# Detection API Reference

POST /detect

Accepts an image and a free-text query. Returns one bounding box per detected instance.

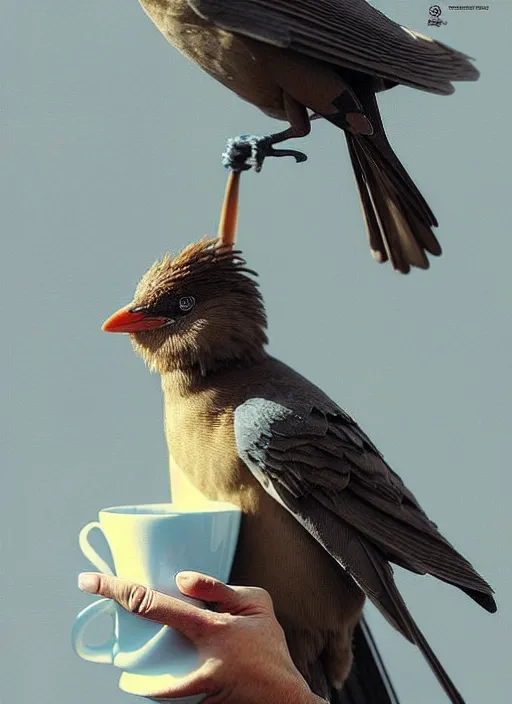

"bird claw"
[222,134,308,173]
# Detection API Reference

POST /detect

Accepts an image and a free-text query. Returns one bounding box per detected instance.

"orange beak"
[102,305,172,333]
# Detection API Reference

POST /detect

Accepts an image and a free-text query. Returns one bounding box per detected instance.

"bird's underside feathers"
[335,618,400,704]
[188,0,479,94]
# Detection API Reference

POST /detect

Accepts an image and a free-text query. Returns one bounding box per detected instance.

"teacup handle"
[79,521,114,576]
[71,598,116,664]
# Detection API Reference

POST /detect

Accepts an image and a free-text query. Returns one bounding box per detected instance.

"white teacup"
[72,502,241,702]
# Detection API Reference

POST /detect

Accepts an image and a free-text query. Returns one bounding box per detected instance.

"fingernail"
[78,573,100,594]
[176,571,194,586]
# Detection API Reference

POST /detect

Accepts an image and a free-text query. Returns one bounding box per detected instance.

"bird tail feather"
[345,132,442,273]
[361,540,467,704]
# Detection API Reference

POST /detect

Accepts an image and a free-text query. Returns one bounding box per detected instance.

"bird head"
[102,239,268,375]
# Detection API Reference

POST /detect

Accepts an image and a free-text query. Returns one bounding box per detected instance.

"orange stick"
[217,170,241,247]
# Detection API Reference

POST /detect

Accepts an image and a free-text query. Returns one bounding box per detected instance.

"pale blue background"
[1,2,510,703]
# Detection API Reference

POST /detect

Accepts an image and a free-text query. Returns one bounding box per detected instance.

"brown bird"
[102,223,495,703]
[135,0,479,272]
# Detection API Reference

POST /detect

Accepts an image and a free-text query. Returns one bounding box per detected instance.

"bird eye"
[178,295,196,312]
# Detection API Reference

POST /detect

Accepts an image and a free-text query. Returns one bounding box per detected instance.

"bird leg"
[222,95,311,173]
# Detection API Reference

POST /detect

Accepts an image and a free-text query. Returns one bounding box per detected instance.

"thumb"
[176,571,274,615]
[176,571,239,608]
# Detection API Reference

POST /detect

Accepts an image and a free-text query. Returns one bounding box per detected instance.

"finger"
[78,572,212,642]
[176,571,274,615]
[175,571,241,611]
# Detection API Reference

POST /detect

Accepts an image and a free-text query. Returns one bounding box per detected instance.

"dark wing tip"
[464,587,497,613]
[480,593,498,614]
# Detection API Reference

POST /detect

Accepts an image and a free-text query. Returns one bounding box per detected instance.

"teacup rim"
[98,501,241,516]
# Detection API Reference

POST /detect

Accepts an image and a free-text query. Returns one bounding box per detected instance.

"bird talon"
[265,146,308,164]
[251,136,272,173]
[222,134,307,173]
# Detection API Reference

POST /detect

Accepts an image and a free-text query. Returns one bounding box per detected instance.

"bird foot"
[222,134,307,173]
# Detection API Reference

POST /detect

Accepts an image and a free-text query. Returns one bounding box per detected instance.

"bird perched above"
[102,237,495,704]
[135,0,479,272]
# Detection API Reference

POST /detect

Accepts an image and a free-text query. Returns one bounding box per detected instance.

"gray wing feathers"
[187,0,479,94]
[234,397,496,611]
[235,397,495,701]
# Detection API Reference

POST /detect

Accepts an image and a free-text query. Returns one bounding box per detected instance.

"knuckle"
[126,585,154,615]
[208,613,231,633]
[252,586,270,598]
[95,573,108,593]
[186,612,230,645]
[274,620,288,642]
[250,586,273,607]
[193,612,226,640]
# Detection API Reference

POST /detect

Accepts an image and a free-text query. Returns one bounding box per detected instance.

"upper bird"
[135,0,479,272]
[102,238,495,704]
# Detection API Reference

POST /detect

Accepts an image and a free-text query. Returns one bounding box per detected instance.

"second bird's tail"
[345,130,441,273]
[326,79,442,273]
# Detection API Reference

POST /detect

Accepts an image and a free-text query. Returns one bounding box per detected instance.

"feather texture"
[188,0,479,94]
[113,242,496,702]
[235,390,496,702]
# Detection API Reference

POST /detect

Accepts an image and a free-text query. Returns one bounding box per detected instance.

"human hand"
[78,570,324,704]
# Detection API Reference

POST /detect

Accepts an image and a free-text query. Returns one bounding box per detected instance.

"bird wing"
[233,396,496,622]
[187,0,479,94]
